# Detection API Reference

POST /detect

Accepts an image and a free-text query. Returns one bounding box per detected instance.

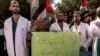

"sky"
[54,0,61,4]
[52,0,61,10]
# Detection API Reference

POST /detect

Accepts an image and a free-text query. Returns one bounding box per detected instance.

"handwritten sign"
[32,32,80,56]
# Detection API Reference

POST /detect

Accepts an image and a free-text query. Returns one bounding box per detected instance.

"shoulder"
[81,22,89,26]
[4,17,11,24]
[90,19,99,28]
[21,16,29,22]
[50,22,56,27]
[20,16,30,26]
[5,17,11,22]
[63,22,69,26]
[90,19,98,25]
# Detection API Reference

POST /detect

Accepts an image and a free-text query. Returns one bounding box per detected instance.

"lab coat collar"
[55,22,66,32]
[10,15,23,23]
[73,22,83,26]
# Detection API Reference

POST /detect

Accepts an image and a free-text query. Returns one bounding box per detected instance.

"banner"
[32,32,80,56]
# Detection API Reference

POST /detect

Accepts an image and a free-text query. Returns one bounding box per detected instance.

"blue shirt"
[12,18,17,56]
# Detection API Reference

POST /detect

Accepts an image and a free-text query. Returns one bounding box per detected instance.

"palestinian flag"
[32,0,54,20]
[80,0,88,14]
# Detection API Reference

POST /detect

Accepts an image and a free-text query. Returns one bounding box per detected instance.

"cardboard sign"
[32,32,80,56]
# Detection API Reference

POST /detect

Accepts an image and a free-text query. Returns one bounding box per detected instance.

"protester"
[90,7,100,56]
[84,13,93,25]
[83,13,93,53]
[44,16,56,31]
[35,18,46,32]
[49,11,70,32]
[4,1,30,56]
[70,11,92,56]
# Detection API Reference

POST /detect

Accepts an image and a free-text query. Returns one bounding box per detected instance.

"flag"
[31,0,39,18]
[32,0,54,20]
[46,0,54,14]
[80,0,88,14]
[32,0,46,20]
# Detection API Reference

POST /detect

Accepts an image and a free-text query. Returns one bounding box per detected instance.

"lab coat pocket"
[21,25,27,36]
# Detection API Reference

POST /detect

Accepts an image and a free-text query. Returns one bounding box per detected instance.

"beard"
[74,20,80,24]
[58,19,63,23]
[12,10,20,14]
[74,18,80,23]
[75,20,80,22]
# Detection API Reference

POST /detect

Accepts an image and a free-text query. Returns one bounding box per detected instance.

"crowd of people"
[0,0,100,56]
[31,6,100,56]
[31,11,93,56]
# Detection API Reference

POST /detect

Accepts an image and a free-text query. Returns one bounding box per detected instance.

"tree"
[55,0,100,13]
[0,0,30,21]
[55,0,81,13]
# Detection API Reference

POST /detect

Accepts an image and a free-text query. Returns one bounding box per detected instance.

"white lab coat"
[71,22,92,51]
[49,22,70,32]
[90,17,100,56]
[4,15,30,56]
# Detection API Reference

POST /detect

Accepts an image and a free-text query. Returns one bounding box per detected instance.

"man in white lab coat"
[49,11,70,32]
[71,11,92,55]
[4,1,30,56]
[90,7,100,56]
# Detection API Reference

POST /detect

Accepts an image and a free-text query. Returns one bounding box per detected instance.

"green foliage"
[55,0,100,13]
[55,0,81,13]
[0,0,30,21]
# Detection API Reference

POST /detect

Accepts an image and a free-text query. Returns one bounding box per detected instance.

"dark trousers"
[88,47,92,52]
[0,36,4,56]
[4,50,8,56]
[29,46,31,56]
[0,36,8,56]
